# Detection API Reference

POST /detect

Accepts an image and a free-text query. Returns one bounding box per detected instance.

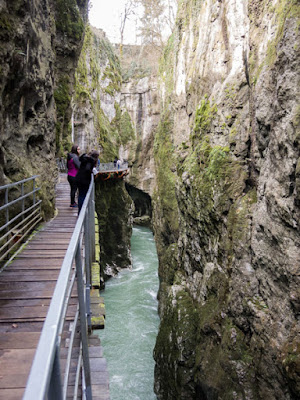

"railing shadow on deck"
[23,175,96,400]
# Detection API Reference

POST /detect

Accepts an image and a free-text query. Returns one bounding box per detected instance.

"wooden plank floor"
[0,174,109,400]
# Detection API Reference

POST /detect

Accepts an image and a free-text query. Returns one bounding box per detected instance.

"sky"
[88,0,142,44]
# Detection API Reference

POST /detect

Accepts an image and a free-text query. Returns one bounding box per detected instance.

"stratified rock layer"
[153,0,300,399]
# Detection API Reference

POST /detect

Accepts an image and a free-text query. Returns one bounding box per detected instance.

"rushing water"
[98,225,159,400]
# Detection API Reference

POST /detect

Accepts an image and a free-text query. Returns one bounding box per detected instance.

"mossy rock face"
[153,0,299,397]
[0,0,88,220]
[55,0,86,42]
[154,284,200,399]
[73,25,128,157]
[153,110,179,256]
[94,178,133,286]
[153,91,259,398]
[54,0,88,156]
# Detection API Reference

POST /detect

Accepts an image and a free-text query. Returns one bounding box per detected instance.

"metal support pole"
[47,345,63,400]
[84,214,91,285]
[33,178,36,205]
[90,184,96,263]
[5,188,8,230]
[21,183,24,221]
[75,245,92,400]
[84,210,92,330]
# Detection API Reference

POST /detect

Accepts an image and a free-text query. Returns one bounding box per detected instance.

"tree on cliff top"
[137,0,177,48]
[119,0,137,57]
[118,0,177,53]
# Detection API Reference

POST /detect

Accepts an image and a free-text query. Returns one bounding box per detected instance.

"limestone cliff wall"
[73,26,122,155]
[121,75,160,197]
[153,0,300,399]
[0,0,88,217]
[73,26,134,280]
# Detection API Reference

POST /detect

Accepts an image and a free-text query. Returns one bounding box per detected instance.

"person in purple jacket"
[67,144,81,207]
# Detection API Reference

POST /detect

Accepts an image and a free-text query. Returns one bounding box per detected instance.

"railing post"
[33,178,36,205]
[84,201,92,331]
[91,184,96,263]
[5,188,8,231]
[47,345,63,400]
[75,245,92,399]
[21,182,24,221]
[84,212,91,284]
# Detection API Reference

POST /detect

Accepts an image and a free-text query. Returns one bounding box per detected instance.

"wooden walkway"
[0,174,109,400]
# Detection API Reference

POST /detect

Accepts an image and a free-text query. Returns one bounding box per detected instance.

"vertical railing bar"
[91,185,96,263]
[73,343,83,400]
[82,365,87,400]
[57,268,77,341]
[84,206,92,331]
[88,198,93,268]
[33,178,36,205]
[75,244,92,400]
[47,345,63,400]
[5,188,9,235]
[63,306,80,400]
[84,215,91,286]
[21,182,24,221]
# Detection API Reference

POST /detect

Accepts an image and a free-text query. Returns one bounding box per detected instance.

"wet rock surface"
[0,0,88,218]
[152,0,300,399]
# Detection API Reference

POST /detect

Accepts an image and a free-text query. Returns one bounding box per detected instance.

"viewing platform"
[96,162,129,181]
[56,159,130,182]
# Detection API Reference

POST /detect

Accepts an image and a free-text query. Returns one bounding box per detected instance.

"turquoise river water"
[98,225,159,400]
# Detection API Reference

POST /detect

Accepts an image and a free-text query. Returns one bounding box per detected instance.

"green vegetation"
[54,76,71,117]
[54,75,72,154]
[205,145,230,181]
[102,63,122,96]
[0,12,14,39]
[55,0,85,41]
[178,96,232,186]
[153,110,179,243]
[192,96,218,140]
[113,105,135,146]
[159,32,175,98]
[249,0,300,85]
[96,105,118,161]
[122,61,152,81]
[73,25,129,160]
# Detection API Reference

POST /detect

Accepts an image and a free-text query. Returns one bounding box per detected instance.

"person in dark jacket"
[76,150,99,213]
[67,144,80,207]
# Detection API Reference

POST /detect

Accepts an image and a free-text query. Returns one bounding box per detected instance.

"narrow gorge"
[0,0,299,399]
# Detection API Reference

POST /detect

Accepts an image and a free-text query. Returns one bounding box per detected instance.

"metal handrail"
[98,161,128,172]
[56,157,67,173]
[0,176,42,264]
[23,175,96,400]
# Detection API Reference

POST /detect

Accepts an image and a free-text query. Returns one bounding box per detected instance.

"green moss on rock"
[55,0,85,41]
[94,178,133,286]
[153,110,179,247]
[0,12,14,39]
